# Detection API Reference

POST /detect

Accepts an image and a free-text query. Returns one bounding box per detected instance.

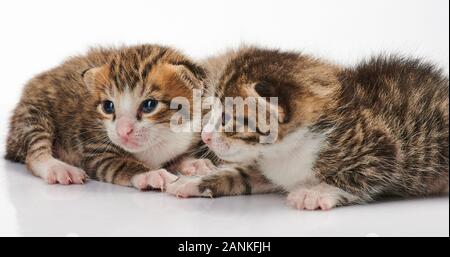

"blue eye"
[102,100,115,114]
[141,99,158,113]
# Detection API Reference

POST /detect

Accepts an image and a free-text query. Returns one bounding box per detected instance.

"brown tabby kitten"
[160,47,449,210]
[5,44,213,189]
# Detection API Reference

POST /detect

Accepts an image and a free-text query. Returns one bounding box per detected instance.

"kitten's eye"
[102,100,115,114]
[141,99,158,113]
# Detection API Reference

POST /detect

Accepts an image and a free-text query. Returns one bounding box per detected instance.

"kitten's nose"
[116,117,135,140]
[118,127,133,139]
[202,132,213,144]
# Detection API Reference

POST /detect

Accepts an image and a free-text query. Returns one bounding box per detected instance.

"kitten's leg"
[81,146,177,190]
[286,183,359,210]
[6,104,87,184]
[24,131,87,185]
[130,169,178,191]
[169,157,216,176]
[160,164,278,198]
[28,157,87,185]
[309,123,408,207]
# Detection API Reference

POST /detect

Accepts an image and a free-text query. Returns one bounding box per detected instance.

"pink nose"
[118,126,133,140]
[116,118,135,141]
[202,132,213,144]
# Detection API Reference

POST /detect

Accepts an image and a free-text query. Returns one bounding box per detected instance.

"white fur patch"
[258,128,326,191]
[117,87,139,117]
[134,129,195,170]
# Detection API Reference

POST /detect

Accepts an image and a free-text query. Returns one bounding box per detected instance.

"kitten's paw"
[286,184,350,211]
[166,176,213,198]
[287,189,335,210]
[178,158,215,176]
[32,159,87,185]
[131,169,178,191]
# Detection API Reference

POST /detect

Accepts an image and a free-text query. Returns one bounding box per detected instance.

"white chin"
[120,146,140,153]
[215,149,240,161]
[218,147,260,163]
[124,147,143,153]
[114,141,144,153]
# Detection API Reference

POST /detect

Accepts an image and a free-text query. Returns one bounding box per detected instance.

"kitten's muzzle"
[116,116,135,142]
[201,131,213,144]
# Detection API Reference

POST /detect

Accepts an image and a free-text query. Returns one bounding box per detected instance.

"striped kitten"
[5,44,213,189]
[162,47,449,210]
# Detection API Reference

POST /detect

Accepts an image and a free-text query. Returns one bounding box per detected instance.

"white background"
[0,0,448,236]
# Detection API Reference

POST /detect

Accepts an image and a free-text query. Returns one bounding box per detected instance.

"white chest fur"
[258,128,326,191]
[134,131,196,170]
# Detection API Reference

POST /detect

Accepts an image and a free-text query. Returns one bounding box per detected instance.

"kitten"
[161,47,449,210]
[5,44,213,189]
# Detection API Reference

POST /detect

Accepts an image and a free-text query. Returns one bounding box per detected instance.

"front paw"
[32,158,87,185]
[178,158,215,176]
[165,176,213,198]
[286,184,344,211]
[131,169,178,191]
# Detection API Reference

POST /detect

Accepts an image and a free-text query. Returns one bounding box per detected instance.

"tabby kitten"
[161,47,449,210]
[6,44,212,189]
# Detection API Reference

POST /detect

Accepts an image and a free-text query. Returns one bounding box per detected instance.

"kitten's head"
[201,47,338,163]
[83,45,206,153]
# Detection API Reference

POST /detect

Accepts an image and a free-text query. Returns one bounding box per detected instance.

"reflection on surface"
[1,159,449,236]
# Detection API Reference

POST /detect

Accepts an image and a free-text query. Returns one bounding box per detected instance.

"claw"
[206,189,214,198]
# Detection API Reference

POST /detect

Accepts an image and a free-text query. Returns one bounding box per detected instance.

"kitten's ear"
[82,65,110,92]
[170,62,207,90]
[251,81,288,123]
